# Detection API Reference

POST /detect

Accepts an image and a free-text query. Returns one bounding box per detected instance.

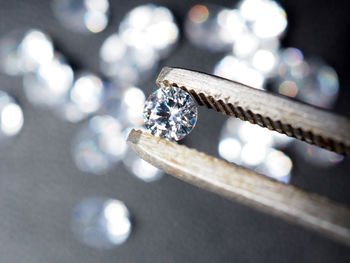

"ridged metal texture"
[157,67,350,157]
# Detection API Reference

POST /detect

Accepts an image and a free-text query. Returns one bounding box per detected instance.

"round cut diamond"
[143,84,198,141]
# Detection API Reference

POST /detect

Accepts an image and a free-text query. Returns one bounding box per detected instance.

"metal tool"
[127,67,350,246]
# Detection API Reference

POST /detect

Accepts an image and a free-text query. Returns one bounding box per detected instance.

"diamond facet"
[143,84,198,141]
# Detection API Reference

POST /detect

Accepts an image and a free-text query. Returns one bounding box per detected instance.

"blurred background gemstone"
[23,52,74,107]
[0,90,24,140]
[100,86,145,128]
[100,33,158,86]
[218,118,292,182]
[292,141,344,167]
[52,0,109,34]
[55,72,106,122]
[238,0,287,39]
[185,4,247,52]
[72,115,127,174]
[0,29,54,75]
[214,55,266,89]
[71,197,132,249]
[123,147,163,182]
[272,48,339,109]
[119,4,179,58]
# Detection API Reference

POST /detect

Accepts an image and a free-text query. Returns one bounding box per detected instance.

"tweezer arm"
[127,129,350,246]
[157,67,350,157]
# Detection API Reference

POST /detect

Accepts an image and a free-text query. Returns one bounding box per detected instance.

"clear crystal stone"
[185,4,247,52]
[119,4,179,58]
[72,115,127,174]
[143,84,198,141]
[55,72,105,122]
[23,52,74,107]
[71,197,131,249]
[52,0,109,33]
[123,146,163,182]
[0,91,24,140]
[100,33,158,86]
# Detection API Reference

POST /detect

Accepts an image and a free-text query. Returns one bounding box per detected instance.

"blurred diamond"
[18,29,54,72]
[123,146,163,182]
[72,197,131,249]
[0,91,24,139]
[218,118,292,182]
[143,83,198,141]
[214,55,265,89]
[100,86,145,128]
[23,53,74,107]
[119,4,179,58]
[185,4,247,52]
[72,115,127,174]
[238,0,287,39]
[293,140,344,167]
[100,33,158,86]
[55,72,105,122]
[0,29,54,75]
[52,0,109,33]
[272,48,339,108]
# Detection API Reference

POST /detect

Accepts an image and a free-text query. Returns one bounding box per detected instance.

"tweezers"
[127,67,350,246]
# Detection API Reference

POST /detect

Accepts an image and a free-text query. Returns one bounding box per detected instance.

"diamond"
[143,84,198,141]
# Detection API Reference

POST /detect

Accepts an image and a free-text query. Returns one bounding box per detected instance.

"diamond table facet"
[143,84,198,141]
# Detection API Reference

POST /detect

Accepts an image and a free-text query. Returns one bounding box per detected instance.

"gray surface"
[0,0,349,262]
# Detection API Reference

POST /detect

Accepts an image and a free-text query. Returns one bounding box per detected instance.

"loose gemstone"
[143,84,198,141]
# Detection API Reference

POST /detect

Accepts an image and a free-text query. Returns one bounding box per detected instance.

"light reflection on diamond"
[23,53,74,107]
[100,34,158,86]
[218,118,292,182]
[185,4,247,52]
[72,197,131,249]
[143,84,198,141]
[119,4,179,58]
[123,146,163,182]
[0,91,24,138]
[52,0,109,33]
[56,72,105,122]
[214,55,265,89]
[72,115,127,174]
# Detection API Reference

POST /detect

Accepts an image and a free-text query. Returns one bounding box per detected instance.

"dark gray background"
[0,0,350,262]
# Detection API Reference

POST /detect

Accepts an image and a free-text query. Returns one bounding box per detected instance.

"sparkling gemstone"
[71,197,131,249]
[218,118,292,182]
[123,146,163,182]
[100,33,158,86]
[52,0,109,33]
[119,4,179,58]
[55,72,106,122]
[72,115,127,174]
[143,84,198,141]
[23,53,74,107]
[272,48,339,109]
[185,4,247,52]
[0,91,24,140]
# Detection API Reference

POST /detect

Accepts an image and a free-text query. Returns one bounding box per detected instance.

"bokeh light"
[71,197,131,249]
